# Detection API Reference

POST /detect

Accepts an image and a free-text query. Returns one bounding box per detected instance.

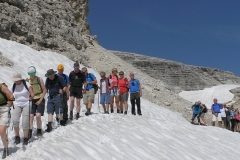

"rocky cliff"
[0,0,92,64]
[112,51,240,93]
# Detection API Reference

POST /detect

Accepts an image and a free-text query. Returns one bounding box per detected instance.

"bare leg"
[201,117,206,126]
[76,98,81,113]
[102,104,106,111]
[110,96,114,110]
[0,126,8,148]
[105,104,109,112]
[14,126,20,136]
[115,96,120,110]
[23,129,29,138]
[218,121,222,127]
[212,121,215,126]
[36,113,42,129]
[30,114,34,129]
[48,114,53,122]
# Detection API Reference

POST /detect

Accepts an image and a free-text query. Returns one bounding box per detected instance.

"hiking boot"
[138,112,142,116]
[69,111,73,120]
[76,113,80,120]
[124,111,127,115]
[23,138,29,145]
[121,111,123,114]
[45,123,52,132]
[111,109,114,113]
[132,112,136,115]
[104,111,109,114]
[2,148,9,159]
[14,136,20,144]
[60,120,65,126]
[117,109,120,113]
[29,129,32,139]
[85,109,91,116]
[37,129,42,137]
[56,117,59,123]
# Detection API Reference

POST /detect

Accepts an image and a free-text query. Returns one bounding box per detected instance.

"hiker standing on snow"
[211,98,231,127]
[129,72,142,115]
[220,104,227,128]
[82,67,97,116]
[27,66,47,138]
[57,64,70,125]
[118,71,129,114]
[0,83,14,158]
[99,71,111,114]
[11,73,34,145]
[69,62,86,120]
[229,105,236,132]
[108,68,120,113]
[200,104,207,126]
[225,106,231,130]
[45,69,66,132]
[191,101,202,124]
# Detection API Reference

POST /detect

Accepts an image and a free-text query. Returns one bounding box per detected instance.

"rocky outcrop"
[0,51,14,67]
[0,0,91,65]
[112,51,240,93]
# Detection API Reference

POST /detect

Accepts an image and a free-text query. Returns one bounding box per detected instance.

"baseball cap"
[28,66,36,76]
[74,62,80,68]
[57,64,64,70]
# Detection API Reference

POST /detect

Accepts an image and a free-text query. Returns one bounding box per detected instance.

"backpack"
[0,83,10,105]
[12,79,29,93]
[202,105,208,113]
[89,73,98,94]
[46,75,64,89]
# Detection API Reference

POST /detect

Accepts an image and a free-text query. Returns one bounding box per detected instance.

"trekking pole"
[98,91,100,113]
[28,100,31,140]
[6,108,11,157]
[59,94,62,126]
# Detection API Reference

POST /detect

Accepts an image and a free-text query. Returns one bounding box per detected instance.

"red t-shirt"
[119,78,129,94]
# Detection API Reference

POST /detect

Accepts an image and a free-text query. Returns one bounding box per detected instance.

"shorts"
[110,88,119,96]
[12,105,30,130]
[47,94,62,114]
[70,87,83,99]
[100,93,110,104]
[212,113,222,122]
[83,88,95,104]
[200,113,205,118]
[31,98,45,116]
[222,117,227,124]
[119,92,129,101]
[0,107,10,126]
[236,120,240,123]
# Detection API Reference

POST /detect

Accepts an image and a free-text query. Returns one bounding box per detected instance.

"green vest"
[28,77,42,99]
[0,84,7,106]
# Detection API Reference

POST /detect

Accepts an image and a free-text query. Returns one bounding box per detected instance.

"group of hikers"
[191,98,240,132]
[0,62,142,159]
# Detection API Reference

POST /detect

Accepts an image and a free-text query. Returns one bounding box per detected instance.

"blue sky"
[87,0,240,76]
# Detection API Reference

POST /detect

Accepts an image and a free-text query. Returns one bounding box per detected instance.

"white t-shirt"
[11,81,31,107]
[101,81,106,94]
[220,108,226,117]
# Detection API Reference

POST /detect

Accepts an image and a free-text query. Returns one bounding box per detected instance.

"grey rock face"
[0,0,90,65]
[112,51,240,93]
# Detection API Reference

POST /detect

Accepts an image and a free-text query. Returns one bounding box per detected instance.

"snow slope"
[179,85,240,108]
[0,38,240,160]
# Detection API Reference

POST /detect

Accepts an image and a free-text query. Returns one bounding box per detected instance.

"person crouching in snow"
[191,101,202,124]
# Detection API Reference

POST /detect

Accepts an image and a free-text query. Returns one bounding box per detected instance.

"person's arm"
[1,85,14,107]
[28,86,35,101]
[35,78,47,105]
[223,100,231,106]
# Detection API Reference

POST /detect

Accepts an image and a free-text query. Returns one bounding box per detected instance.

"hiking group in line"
[190,98,240,132]
[0,62,142,159]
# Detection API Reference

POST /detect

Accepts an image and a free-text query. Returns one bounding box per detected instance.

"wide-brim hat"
[45,69,57,77]
[112,68,118,72]
[13,73,23,81]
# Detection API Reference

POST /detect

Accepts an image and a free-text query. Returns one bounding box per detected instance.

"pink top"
[108,75,118,88]
[235,113,240,120]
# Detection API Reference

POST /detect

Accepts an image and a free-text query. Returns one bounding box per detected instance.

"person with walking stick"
[0,83,14,159]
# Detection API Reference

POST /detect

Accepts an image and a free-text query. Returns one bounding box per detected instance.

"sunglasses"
[119,74,124,75]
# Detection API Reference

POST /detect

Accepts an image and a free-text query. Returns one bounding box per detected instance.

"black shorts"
[70,87,83,99]
[31,98,45,116]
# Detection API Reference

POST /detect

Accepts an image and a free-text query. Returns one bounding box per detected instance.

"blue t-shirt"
[57,73,70,84]
[192,104,202,114]
[45,75,66,95]
[211,103,222,113]
[86,73,96,90]
[129,79,140,93]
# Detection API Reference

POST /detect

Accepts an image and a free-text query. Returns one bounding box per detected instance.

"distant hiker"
[229,105,236,132]
[118,71,129,114]
[82,67,97,116]
[191,101,202,124]
[0,83,14,158]
[211,98,231,127]
[57,64,70,124]
[27,66,47,138]
[200,104,207,125]
[45,69,66,132]
[99,71,111,114]
[225,106,231,130]
[220,104,227,128]
[129,72,142,115]
[11,73,34,145]
[69,62,86,120]
[235,108,240,132]
[108,68,120,113]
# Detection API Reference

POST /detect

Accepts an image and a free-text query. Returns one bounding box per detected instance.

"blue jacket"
[230,110,236,119]
[211,103,222,113]
[192,104,202,114]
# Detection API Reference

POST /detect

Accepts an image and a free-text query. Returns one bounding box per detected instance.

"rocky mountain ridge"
[112,51,240,93]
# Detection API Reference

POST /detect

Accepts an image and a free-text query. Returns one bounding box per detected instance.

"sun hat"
[112,68,118,72]
[73,62,80,68]
[28,66,36,76]
[57,64,64,70]
[13,73,23,81]
[195,101,201,106]
[45,69,57,77]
